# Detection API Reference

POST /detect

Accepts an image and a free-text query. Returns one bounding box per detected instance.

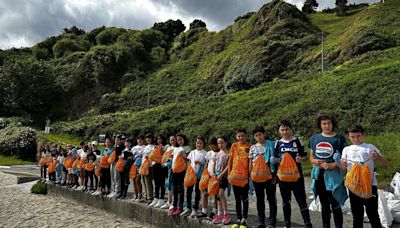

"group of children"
[39,113,388,228]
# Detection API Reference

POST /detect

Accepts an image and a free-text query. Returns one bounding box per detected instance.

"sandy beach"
[0,171,143,228]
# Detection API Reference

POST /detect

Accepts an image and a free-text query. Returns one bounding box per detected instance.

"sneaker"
[231,220,241,228]
[154,199,164,208]
[239,218,247,228]
[180,209,192,217]
[207,212,215,221]
[160,202,170,209]
[197,213,208,219]
[172,207,183,216]
[222,214,231,225]
[107,192,115,198]
[189,209,198,218]
[168,207,176,216]
[139,197,146,203]
[148,199,158,207]
[213,214,223,224]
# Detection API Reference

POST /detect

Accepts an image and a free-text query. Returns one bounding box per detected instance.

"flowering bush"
[0,120,37,159]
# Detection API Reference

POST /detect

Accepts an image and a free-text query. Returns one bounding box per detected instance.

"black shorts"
[219,177,228,190]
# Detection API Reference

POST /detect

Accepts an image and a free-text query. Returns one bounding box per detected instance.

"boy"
[338,124,387,228]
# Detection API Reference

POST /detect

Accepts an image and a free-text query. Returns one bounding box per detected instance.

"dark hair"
[125,138,133,144]
[208,137,218,146]
[236,128,247,135]
[145,133,153,139]
[79,141,85,146]
[136,135,144,140]
[196,136,206,145]
[84,145,89,150]
[316,112,337,131]
[176,133,188,146]
[115,135,122,140]
[218,136,228,143]
[346,124,365,134]
[277,119,292,130]
[252,126,266,135]
[156,135,165,145]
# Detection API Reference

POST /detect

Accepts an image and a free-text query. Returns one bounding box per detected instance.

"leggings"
[153,164,167,199]
[186,179,201,210]
[172,171,185,208]
[232,184,249,220]
[85,171,94,189]
[316,175,343,228]
[100,167,111,190]
[41,165,48,179]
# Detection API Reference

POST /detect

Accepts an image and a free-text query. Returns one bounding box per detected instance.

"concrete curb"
[46,184,224,228]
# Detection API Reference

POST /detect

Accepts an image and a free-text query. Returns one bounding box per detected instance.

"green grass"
[0,155,34,166]
[31,181,47,194]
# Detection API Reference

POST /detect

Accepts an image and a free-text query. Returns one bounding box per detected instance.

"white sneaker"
[107,192,115,198]
[148,198,158,207]
[154,199,164,208]
[160,202,170,209]
[180,209,192,217]
[189,209,198,218]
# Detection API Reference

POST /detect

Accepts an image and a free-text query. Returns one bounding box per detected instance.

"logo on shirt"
[315,142,334,159]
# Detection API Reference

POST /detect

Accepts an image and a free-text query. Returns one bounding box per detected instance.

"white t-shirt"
[42,151,51,157]
[143,144,156,165]
[249,143,266,165]
[172,146,190,164]
[131,145,145,159]
[214,150,229,176]
[187,149,207,174]
[79,150,88,159]
[205,150,217,176]
[57,155,65,164]
[342,143,382,186]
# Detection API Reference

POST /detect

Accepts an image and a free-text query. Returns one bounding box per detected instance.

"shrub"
[31,182,47,194]
[0,123,37,159]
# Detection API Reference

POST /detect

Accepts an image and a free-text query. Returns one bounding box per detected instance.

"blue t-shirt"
[308,133,347,162]
[274,137,306,175]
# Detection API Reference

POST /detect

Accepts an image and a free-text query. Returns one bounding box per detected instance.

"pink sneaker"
[213,214,223,224]
[168,207,176,216]
[222,214,231,225]
[172,207,183,216]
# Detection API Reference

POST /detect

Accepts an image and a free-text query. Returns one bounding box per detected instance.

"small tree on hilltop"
[302,0,319,14]
[189,19,207,30]
[336,0,348,16]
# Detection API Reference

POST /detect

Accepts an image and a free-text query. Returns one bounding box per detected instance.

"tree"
[152,19,186,41]
[63,26,86,35]
[302,0,319,14]
[189,19,207,30]
[336,0,348,16]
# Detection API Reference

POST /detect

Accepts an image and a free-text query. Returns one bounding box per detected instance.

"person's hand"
[340,159,347,168]
[295,153,303,163]
[371,151,379,160]
[217,174,222,181]
[145,155,149,159]
[312,158,322,166]
[194,160,201,165]
[320,162,330,169]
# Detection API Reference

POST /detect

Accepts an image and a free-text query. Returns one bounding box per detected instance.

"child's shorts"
[219,177,229,190]
[68,168,76,175]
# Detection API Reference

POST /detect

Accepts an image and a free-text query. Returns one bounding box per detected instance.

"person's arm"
[296,139,307,163]
[372,146,388,168]
[228,145,235,175]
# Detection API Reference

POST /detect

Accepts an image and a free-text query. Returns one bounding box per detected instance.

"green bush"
[31,182,47,195]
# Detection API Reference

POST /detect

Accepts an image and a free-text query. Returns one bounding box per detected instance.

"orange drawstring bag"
[45,157,53,166]
[139,159,150,176]
[172,153,187,173]
[116,158,125,172]
[228,159,248,187]
[48,160,57,173]
[100,155,110,169]
[108,150,116,164]
[251,156,273,183]
[76,157,82,169]
[79,158,86,169]
[149,146,164,164]
[184,165,197,187]
[95,165,102,177]
[129,164,138,179]
[345,161,372,199]
[207,176,219,196]
[64,157,73,169]
[38,157,46,166]
[72,158,79,169]
[85,161,94,172]
[199,168,210,192]
[161,150,173,164]
[277,153,300,182]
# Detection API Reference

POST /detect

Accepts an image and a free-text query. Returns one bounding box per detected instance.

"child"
[132,135,145,202]
[108,135,124,198]
[56,149,65,185]
[75,142,86,190]
[197,137,219,220]
[212,136,231,225]
[119,138,133,199]
[160,135,177,209]
[100,138,113,195]
[91,141,101,195]
[181,136,207,217]
[273,121,312,228]
[338,124,387,228]
[168,133,191,216]
[228,128,251,228]
[85,146,96,192]
[40,145,51,181]
[250,126,277,228]
[308,113,348,228]
[143,133,156,204]
[152,135,168,208]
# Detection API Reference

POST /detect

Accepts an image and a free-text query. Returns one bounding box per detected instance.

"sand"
[0,171,143,228]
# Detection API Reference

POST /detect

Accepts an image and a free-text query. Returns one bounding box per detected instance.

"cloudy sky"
[0,0,378,50]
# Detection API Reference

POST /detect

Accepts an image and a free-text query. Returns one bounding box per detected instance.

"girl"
[180,136,207,217]
[91,141,102,195]
[168,133,190,216]
[228,128,251,228]
[40,145,51,181]
[160,135,177,209]
[250,126,277,228]
[308,113,348,228]
[56,149,65,185]
[273,120,312,228]
[212,136,231,225]
[151,135,168,208]
[109,135,124,198]
[85,146,96,192]
[143,133,155,204]
[100,138,113,196]
[132,135,145,202]
[338,124,387,228]
[118,138,133,199]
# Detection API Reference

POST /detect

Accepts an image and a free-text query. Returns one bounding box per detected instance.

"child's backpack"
[108,150,116,164]
[207,176,219,196]
[95,165,102,177]
[100,155,110,169]
[199,168,210,192]
[129,164,138,179]
[63,157,73,169]
[85,161,94,172]
[116,158,125,172]
[162,150,173,165]
[149,146,164,164]
[184,165,197,187]
[251,155,273,183]
[172,153,187,173]
[228,143,250,187]
[345,161,372,199]
[277,153,300,182]
[48,160,57,173]
[139,159,150,176]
